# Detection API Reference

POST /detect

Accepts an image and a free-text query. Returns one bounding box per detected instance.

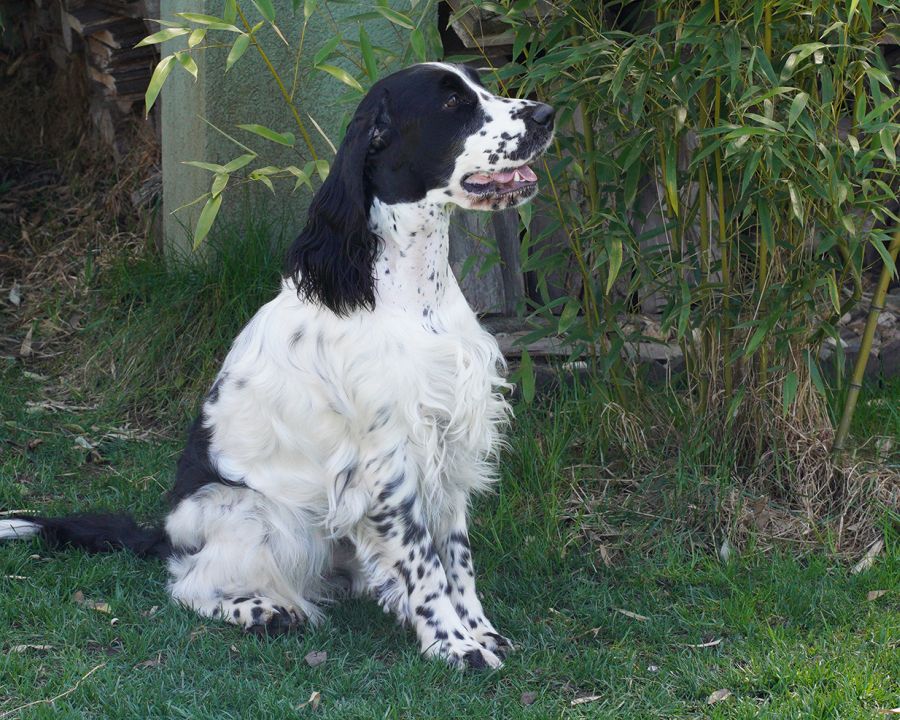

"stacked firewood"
[56,0,159,156]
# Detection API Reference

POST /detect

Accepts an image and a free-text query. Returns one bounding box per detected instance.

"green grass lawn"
[1,361,898,719]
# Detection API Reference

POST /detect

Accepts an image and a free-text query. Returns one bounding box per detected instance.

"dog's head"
[288,63,555,315]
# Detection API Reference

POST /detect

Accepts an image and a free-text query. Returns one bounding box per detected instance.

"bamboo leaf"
[519,348,535,404]
[144,54,176,116]
[175,13,240,31]
[664,136,678,217]
[782,371,798,414]
[223,153,257,172]
[224,0,237,23]
[374,6,415,29]
[606,237,623,295]
[193,194,222,250]
[359,25,377,79]
[211,172,229,197]
[558,298,580,334]
[304,0,317,20]
[183,160,228,173]
[787,91,809,127]
[788,182,804,222]
[136,28,189,47]
[879,127,896,166]
[826,272,841,314]
[315,159,330,181]
[188,28,207,48]
[237,123,295,146]
[175,51,198,80]
[410,28,426,61]
[251,0,276,22]
[226,34,251,72]
[316,64,363,92]
[314,36,341,66]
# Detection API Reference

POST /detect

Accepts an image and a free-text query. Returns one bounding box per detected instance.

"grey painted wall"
[160,1,430,254]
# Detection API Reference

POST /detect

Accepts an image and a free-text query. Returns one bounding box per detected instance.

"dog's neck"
[370,198,453,314]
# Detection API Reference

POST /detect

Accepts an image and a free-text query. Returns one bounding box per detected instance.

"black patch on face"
[365,65,487,204]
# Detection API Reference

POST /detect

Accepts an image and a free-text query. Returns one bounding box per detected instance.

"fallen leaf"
[9,283,21,306]
[142,605,160,617]
[598,544,612,567]
[686,638,723,648]
[26,438,42,451]
[707,689,732,705]
[4,574,29,580]
[304,650,327,667]
[297,691,321,710]
[72,590,85,604]
[73,436,95,450]
[719,539,732,562]
[852,539,884,574]
[11,644,52,653]
[89,602,111,614]
[615,608,649,621]
[134,653,164,669]
[877,708,900,715]
[520,691,537,706]
[867,590,888,601]
[570,695,602,706]
[19,326,33,357]
[647,664,660,673]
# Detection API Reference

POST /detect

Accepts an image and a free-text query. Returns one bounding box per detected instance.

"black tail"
[0,513,171,559]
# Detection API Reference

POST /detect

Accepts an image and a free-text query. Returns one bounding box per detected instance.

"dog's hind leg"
[164,484,327,635]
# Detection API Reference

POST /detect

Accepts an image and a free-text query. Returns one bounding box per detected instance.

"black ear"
[287,95,389,316]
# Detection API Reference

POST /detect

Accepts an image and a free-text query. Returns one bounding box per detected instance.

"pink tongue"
[467,165,537,185]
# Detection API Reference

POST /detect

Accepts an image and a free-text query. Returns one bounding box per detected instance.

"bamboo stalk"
[236,4,318,162]
[833,229,900,453]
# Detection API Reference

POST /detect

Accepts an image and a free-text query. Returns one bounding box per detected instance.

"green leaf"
[175,13,240,31]
[788,182,803,222]
[359,25,377,80]
[558,298,580,335]
[256,175,275,194]
[374,6,414,29]
[757,197,773,252]
[183,160,228,173]
[314,36,341,66]
[251,0,275,22]
[879,127,896,166]
[316,64,363,92]
[144,54,176,116]
[193,194,222,250]
[175,51,198,80]
[304,0,317,20]
[211,173,229,197]
[519,348,535,404]
[410,28,426,61]
[870,235,898,278]
[224,0,237,24]
[188,28,207,48]
[782,371,798,415]
[223,153,257,173]
[664,136,678,217]
[787,91,808,128]
[238,124,295,146]
[226,34,251,72]
[826,272,841,315]
[136,27,190,47]
[286,166,312,192]
[606,237,623,295]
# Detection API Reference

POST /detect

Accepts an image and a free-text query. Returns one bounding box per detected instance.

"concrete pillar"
[160,1,430,255]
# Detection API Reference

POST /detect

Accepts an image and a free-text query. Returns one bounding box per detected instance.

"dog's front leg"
[352,447,503,669]
[435,492,513,658]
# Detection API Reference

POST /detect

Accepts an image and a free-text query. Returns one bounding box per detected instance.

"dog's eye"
[444,93,461,109]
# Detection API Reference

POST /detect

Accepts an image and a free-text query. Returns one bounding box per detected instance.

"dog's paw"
[476,630,514,659]
[222,596,303,637]
[422,631,503,670]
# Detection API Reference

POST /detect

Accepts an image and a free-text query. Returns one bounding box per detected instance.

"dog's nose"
[529,103,555,128]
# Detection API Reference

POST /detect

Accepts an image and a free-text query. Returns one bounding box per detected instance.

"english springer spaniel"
[1,63,555,670]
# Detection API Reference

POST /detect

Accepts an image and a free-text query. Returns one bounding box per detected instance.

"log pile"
[21,0,160,158]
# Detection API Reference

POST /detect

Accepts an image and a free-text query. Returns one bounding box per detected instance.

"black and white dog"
[1,63,554,669]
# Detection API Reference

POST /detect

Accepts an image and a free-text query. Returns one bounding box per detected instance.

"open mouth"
[461,164,539,198]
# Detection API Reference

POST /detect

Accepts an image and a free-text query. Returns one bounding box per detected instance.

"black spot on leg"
[417,564,425,579]
[233,608,241,619]
[415,605,434,619]
[251,606,263,620]
[453,629,464,640]
[253,598,262,605]
[469,618,478,629]
[435,629,448,640]
[488,153,499,164]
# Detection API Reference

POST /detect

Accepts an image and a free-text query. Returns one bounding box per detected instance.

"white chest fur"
[201,200,510,537]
